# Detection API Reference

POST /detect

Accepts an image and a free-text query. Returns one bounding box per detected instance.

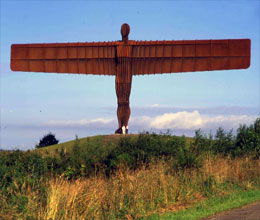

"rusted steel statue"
[11,23,251,134]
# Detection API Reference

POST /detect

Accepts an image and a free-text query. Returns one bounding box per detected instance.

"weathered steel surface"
[11,42,117,75]
[130,39,250,75]
[10,23,251,134]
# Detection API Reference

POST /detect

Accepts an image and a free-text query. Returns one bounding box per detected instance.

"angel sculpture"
[11,23,251,134]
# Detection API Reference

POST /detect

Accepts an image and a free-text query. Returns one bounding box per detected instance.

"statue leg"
[115,81,132,134]
[115,53,132,134]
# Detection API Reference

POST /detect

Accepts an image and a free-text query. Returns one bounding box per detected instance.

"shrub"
[213,127,235,155]
[193,118,260,157]
[103,133,200,174]
[235,118,260,157]
[173,145,201,170]
[36,132,59,148]
[193,129,214,153]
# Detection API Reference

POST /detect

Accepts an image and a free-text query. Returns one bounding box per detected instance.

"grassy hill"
[36,134,137,156]
[35,133,194,157]
[1,125,260,219]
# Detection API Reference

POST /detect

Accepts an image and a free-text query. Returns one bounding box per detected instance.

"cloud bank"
[2,109,258,150]
[44,110,258,133]
[46,118,115,128]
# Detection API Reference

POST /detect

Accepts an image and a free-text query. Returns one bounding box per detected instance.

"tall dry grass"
[23,155,259,220]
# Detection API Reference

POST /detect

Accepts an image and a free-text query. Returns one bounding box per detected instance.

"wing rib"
[11,42,117,75]
[130,39,250,75]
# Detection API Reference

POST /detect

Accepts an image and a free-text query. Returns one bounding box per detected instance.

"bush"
[213,127,235,155]
[103,133,201,174]
[192,118,260,157]
[173,144,201,170]
[235,118,260,157]
[193,129,214,153]
[36,132,59,148]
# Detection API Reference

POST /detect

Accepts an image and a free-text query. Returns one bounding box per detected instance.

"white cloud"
[132,105,259,116]
[200,114,257,131]
[149,104,164,108]
[133,111,257,131]
[2,111,258,150]
[45,118,115,128]
[150,111,203,129]
[43,111,258,133]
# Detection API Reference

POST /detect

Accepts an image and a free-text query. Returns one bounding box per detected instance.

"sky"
[0,0,259,150]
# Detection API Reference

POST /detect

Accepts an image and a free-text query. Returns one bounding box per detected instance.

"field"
[0,119,260,219]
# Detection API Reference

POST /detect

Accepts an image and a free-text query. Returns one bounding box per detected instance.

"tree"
[235,118,260,155]
[214,127,234,155]
[36,132,59,148]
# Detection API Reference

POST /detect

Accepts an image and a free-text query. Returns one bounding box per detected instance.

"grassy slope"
[36,135,137,156]
[35,134,138,156]
[34,134,259,219]
[35,134,193,156]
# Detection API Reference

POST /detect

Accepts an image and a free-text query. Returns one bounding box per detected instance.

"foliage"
[235,118,260,157]
[104,133,200,174]
[193,118,260,157]
[36,132,59,148]
[213,127,235,155]
[0,118,260,219]
[193,129,214,153]
[1,152,259,219]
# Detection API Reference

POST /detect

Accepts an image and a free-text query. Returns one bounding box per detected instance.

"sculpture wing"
[130,39,250,75]
[11,42,116,75]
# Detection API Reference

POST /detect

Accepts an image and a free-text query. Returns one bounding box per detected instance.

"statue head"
[121,23,130,43]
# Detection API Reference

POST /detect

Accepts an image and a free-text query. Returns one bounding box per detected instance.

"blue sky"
[1,0,259,150]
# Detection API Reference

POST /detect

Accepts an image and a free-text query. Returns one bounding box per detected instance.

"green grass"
[34,134,259,219]
[35,134,116,157]
[148,189,260,220]
[35,134,131,155]
[1,131,260,219]
[35,134,193,157]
